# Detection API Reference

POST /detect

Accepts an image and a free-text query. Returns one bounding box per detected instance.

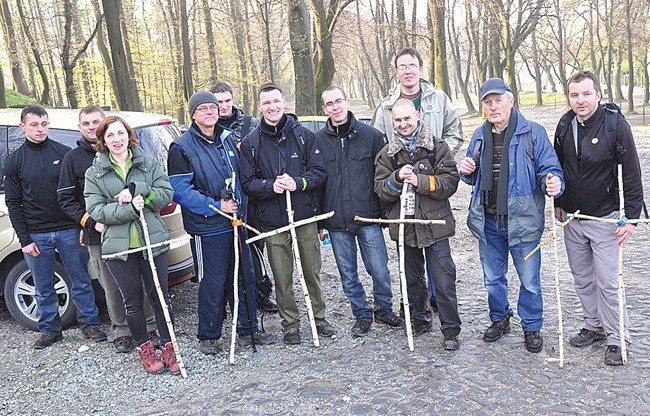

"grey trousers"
[563,211,629,346]
[88,245,157,338]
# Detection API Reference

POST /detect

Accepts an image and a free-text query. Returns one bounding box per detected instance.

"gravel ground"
[1,103,649,415]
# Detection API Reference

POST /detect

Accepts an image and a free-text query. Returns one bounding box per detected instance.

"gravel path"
[1,103,649,415]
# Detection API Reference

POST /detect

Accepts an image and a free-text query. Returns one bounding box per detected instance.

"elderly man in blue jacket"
[459,78,564,354]
[168,90,275,355]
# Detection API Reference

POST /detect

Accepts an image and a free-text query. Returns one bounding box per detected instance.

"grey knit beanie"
[189,90,219,117]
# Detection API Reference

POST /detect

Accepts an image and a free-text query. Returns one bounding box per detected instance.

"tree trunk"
[258,0,275,84]
[0,65,6,107]
[229,0,251,111]
[286,0,316,115]
[91,0,118,106]
[0,0,30,95]
[202,0,218,84]
[428,0,450,96]
[448,0,475,113]
[553,0,568,103]
[180,0,193,114]
[395,0,407,49]
[101,0,142,110]
[625,0,634,112]
[15,0,51,105]
[531,31,542,105]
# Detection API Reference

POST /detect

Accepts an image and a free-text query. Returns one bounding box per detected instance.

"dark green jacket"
[84,146,173,261]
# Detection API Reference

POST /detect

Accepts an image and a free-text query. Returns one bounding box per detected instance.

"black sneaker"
[113,336,134,353]
[257,296,279,313]
[315,318,336,337]
[375,311,405,328]
[412,321,433,337]
[82,327,108,342]
[34,333,63,349]
[483,316,511,342]
[443,334,460,351]
[569,328,606,347]
[429,298,438,314]
[604,345,624,366]
[238,331,277,348]
[351,320,372,338]
[148,332,161,348]
[524,331,543,353]
[283,327,301,345]
[199,339,222,355]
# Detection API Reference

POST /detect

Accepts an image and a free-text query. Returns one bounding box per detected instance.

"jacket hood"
[386,78,438,107]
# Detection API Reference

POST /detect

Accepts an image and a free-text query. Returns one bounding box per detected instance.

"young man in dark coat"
[316,85,403,337]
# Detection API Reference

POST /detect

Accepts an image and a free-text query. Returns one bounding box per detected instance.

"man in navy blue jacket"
[168,90,275,355]
[239,83,334,345]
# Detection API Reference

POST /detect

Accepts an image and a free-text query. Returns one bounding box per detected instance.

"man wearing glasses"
[371,46,463,155]
[316,86,404,338]
[168,91,275,355]
[5,105,106,349]
[371,46,463,314]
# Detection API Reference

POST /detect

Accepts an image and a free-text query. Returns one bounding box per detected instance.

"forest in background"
[1,0,649,122]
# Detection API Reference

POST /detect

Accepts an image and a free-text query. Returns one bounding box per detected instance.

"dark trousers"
[191,232,258,340]
[106,252,172,346]
[403,238,461,336]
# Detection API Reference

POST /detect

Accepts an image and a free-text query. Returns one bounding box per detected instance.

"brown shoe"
[137,340,165,374]
[160,342,180,375]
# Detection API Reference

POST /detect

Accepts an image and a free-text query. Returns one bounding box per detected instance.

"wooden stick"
[523,210,580,261]
[208,204,262,235]
[245,211,334,245]
[616,164,628,365]
[138,211,188,378]
[571,212,650,224]
[101,236,191,260]
[399,184,414,351]
[355,216,445,225]
[285,190,320,347]
[229,215,240,365]
[550,197,564,368]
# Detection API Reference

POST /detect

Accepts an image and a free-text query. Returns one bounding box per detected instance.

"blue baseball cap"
[480,78,512,101]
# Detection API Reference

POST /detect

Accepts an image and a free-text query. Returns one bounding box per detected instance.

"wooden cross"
[355,182,445,352]
[245,191,334,347]
[529,165,650,365]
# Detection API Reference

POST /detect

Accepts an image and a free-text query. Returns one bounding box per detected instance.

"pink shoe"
[160,342,180,375]
[137,340,165,374]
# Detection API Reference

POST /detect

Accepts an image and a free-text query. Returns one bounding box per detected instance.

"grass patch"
[3,89,39,107]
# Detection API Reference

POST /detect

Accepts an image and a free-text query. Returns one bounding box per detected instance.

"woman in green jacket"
[84,116,178,375]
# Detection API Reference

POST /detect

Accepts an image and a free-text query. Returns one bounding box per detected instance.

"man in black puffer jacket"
[240,83,333,345]
[315,86,404,338]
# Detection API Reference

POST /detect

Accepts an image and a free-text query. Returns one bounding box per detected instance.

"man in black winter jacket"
[554,70,644,366]
[57,105,157,353]
[316,86,404,338]
[209,81,277,313]
[6,105,105,349]
[240,83,334,345]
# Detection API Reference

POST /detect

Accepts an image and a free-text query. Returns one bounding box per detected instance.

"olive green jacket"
[84,146,173,261]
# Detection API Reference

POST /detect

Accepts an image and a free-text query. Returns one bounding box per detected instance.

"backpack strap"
[241,115,252,139]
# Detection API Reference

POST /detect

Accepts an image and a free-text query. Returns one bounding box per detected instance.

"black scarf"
[480,108,518,229]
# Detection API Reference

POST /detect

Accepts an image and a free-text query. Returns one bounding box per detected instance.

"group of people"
[7,46,643,374]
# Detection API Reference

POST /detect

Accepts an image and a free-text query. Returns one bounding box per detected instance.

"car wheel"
[3,259,76,331]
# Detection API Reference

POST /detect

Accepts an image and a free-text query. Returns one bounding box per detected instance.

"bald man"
[374,99,462,350]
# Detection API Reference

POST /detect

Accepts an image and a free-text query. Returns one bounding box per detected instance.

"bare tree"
[0,0,30,95]
[15,0,51,104]
[428,0,450,96]
[286,0,316,114]
[203,0,218,83]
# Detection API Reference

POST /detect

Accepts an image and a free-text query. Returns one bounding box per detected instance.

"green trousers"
[265,222,326,329]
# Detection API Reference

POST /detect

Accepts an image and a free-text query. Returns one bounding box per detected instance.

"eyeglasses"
[396,64,419,72]
[195,105,218,113]
[323,98,346,108]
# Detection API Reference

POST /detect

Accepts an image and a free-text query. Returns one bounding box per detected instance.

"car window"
[135,125,180,172]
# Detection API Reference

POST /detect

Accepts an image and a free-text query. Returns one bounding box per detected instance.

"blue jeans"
[24,228,100,334]
[479,214,543,331]
[329,225,394,321]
